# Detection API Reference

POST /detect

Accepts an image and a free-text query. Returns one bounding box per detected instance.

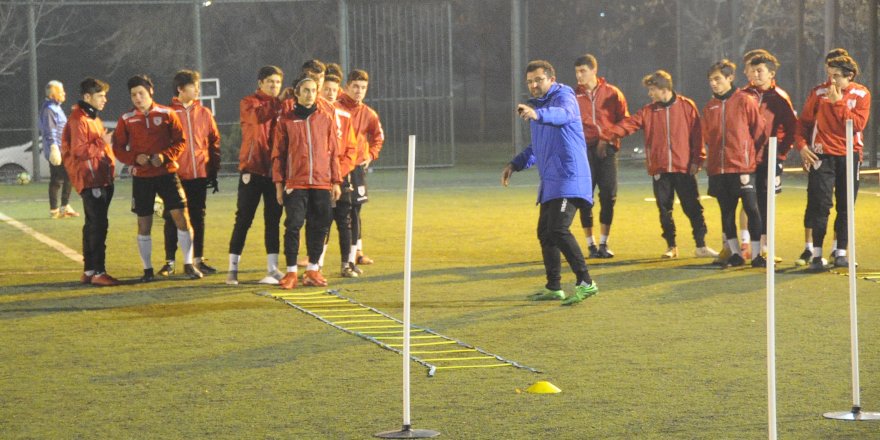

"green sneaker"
[561,281,598,306]
[528,288,566,301]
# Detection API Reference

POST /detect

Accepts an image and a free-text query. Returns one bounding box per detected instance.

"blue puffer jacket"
[510,82,592,205]
[39,98,67,160]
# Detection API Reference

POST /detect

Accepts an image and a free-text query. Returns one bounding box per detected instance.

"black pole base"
[375,424,440,438]
[823,407,880,421]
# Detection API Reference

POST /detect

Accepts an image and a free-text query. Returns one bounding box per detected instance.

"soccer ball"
[153,196,164,217]
[16,172,31,185]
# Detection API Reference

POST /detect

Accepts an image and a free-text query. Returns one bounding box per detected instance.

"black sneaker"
[183,264,204,280]
[751,255,767,268]
[726,253,746,267]
[348,262,363,276]
[794,249,812,266]
[807,257,828,272]
[158,261,175,277]
[833,256,849,267]
[140,268,155,283]
[587,245,600,258]
[597,244,615,258]
[195,260,217,274]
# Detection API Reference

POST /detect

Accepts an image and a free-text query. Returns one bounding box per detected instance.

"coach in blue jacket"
[502,60,598,306]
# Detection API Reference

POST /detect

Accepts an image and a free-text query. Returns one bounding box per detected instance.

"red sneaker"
[279,272,298,290]
[302,270,328,287]
[740,243,751,260]
[91,273,120,286]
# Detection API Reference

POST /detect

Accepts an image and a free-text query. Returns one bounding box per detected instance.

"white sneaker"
[662,246,679,258]
[258,270,284,285]
[694,246,719,258]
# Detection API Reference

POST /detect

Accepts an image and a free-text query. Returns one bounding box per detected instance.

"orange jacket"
[603,93,704,176]
[336,93,384,165]
[742,82,797,161]
[61,103,115,193]
[575,78,629,149]
[701,89,766,176]
[239,90,282,176]
[112,103,185,178]
[171,97,221,180]
[272,105,341,190]
[795,81,871,159]
[332,103,360,178]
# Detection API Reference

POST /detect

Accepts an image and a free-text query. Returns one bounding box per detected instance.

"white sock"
[805,242,813,252]
[177,229,193,265]
[586,236,596,246]
[286,266,297,273]
[318,244,328,267]
[832,240,838,251]
[229,254,240,272]
[812,247,822,259]
[837,249,847,257]
[349,245,358,264]
[306,263,320,271]
[357,239,363,251]
[720,234,729,250]
[194,256,202,264]
[137,235,152,269]
[740,230,750,243]
[750,241,761,258]
[84,270,95,277]
[267,253,279,274]
[600,235,608,245]
[727,238,741,255]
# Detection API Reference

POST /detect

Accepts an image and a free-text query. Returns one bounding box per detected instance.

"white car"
[0,122,119,183]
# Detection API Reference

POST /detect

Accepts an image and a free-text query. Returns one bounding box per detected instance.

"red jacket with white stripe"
[795,81,872,159]
[575,78,629,149]
[61,104,115,193]
[742,82,797,161]
[239,90,282,176]
[701,88,766,176]
[335,93,384,165]
[272,105,342,190]
[112,103,185,178]
[603,93,704,176]
[171,97,221,180]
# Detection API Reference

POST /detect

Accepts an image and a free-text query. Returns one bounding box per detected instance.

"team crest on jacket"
[242,173,251,184]
[358,185,366,196]
[153,116,162,126]
[740,174,751,185]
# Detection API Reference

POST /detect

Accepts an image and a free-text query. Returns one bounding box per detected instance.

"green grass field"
[1,144,880,439]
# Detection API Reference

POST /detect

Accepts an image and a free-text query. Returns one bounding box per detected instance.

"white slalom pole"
[375,136,440,438]
[823,119,880,421]
[766,137,778,440]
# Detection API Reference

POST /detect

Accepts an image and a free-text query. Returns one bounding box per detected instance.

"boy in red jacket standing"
[272,75,342,289]
[603,71,716,259]
[112,74,201,282]
[61,77,119,286]
[159,70,221,277]
[702,59,767,267]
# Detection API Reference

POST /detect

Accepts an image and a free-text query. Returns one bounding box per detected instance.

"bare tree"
[0,2,77,76]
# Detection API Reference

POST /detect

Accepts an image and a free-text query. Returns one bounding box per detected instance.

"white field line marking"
[0,211,82,262]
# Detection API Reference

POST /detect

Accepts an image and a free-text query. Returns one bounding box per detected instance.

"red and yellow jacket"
[332,103,360,178]
[701,89,766,176]
[112,103,185,178]
[603,93,704,176]
[741,82,797,161]
[171,97,221,181]
[335,93,384,165]
[61,103,115,193]
[239,90,282,176]
[272,105,342,190]
[795,81,872,159]
[575,78,629,149]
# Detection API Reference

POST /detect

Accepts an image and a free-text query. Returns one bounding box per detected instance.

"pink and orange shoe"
[302,270,328,287]
[279,272,298,290]
[91,273,120,287]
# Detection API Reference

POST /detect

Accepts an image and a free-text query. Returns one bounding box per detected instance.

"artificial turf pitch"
[1,146,879,439]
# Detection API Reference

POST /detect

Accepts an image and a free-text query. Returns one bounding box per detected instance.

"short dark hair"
[826,48,849,61]
[301,59,326,75]
[827,55,859,79]
[347,69,369,83]
[173,69,200,96]
[707,59,737,78]
[742,49,769,65]
[748,53,780,73]
[324,74,342,85]
[127,74,154,93]
[642,70,673,90]
[526,60,555,78]
[80,77,109,96]
[293,73,317,93]
[258,65,283,81]
[326,62,343,79]
[574,54,597,70]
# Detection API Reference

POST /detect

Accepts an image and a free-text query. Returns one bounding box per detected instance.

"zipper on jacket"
[590,90,601,138]
[87,160,96,180]
[721,100,727,172]
[145,109,150,129]
[186,108,197,177]
[306,115,314,185]
[246,139,255,165]
[665,107,672,173]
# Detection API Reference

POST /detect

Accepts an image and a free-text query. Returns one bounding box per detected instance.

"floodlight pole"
[193,0,204,75]
[375,136,439,439]
[766,137,778,440]
[28,1,41,182]
[823,119,880,421]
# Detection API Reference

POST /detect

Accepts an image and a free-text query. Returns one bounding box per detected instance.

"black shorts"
[707,173,756,199]
[350,165,369,204]
[131,174,187,217]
